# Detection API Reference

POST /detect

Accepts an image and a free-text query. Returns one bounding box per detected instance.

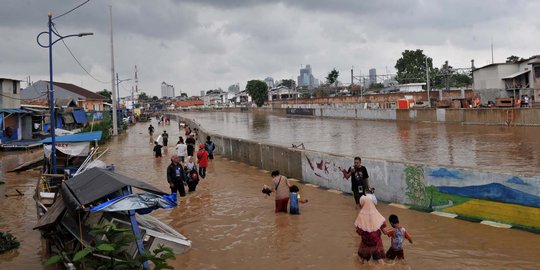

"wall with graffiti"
[302,150,540,230]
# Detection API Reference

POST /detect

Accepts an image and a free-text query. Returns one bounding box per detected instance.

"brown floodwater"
[180,111,540,176]
[1,118,539,269]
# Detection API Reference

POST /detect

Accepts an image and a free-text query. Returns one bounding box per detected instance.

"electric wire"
[52,24,110,84]
[52,0,90,20]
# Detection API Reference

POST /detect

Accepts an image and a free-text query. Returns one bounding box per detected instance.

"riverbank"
[172,113,540,232]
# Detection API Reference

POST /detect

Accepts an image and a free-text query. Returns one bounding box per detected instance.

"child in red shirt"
[385,214,413,260]
[196,143,209,179]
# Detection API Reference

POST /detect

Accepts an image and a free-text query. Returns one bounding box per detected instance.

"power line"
[52,0,90,20]
[52,24,110,84]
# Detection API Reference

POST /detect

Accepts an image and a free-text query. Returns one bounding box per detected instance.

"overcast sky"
[1,0,539,97]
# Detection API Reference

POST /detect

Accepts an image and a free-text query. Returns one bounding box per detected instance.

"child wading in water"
[355,195,387,264]
[289,185,308,215]
[385,214,413,260]
[153,141,163,158]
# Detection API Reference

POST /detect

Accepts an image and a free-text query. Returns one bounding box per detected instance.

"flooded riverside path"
[0,118,539,269]
[180,111,540,176]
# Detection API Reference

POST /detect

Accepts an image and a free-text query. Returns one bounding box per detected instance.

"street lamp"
[37,12,93,174]
[116,73,132,104]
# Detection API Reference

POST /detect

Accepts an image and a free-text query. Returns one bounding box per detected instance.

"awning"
[40,131,102,143]
[502,70,530,79]
[72,110,87,124]
[0,108,28,114]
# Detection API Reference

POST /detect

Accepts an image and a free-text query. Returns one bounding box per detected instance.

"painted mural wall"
[173,114,540,230]
[302,151,540,230]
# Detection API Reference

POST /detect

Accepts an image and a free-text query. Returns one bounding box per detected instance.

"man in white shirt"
[175,137,187,162]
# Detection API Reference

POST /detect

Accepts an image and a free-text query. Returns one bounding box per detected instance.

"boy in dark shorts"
[385,214,413,260]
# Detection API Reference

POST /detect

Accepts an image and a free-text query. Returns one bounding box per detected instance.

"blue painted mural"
[437,183,540,208]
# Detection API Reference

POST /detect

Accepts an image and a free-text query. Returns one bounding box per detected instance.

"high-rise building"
[200,90,205,97]
[228,83,240,93]
[297,64,315,88]
[264,77,274,88]
[369,68,377,86]
[161,82,175,98]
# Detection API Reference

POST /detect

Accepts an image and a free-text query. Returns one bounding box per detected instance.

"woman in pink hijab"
[354,195,387,264]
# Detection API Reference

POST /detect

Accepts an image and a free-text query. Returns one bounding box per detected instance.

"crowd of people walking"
[148,119,217,198]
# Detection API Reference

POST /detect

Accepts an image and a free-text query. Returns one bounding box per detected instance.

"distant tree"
[326,69,339,86]
[506,55,525,63]
[245,80,268,107]
[314,85,331,98]
[96,89,112,102]
[279,79,296,88]
[369,83,385,90]
[138,92,149,101]
[395,49,433,84]
[152,96,159,101]
[349,84,362,96]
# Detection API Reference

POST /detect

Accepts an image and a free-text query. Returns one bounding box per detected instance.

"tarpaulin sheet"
[72,110,87,124]
[40,131,102,143]
[89,193,177,214]
[62,113,75,124]
[44,142,90,157]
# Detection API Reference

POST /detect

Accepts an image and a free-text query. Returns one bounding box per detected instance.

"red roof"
[174,100,204,107]
[52,81,107,100]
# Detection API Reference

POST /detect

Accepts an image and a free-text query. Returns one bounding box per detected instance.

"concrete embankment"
[170,113,540,231]
[203,106,540,126]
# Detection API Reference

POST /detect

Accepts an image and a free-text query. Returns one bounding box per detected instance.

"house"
[472,55,540,104]
[231,91,252,105]
[398,83,426,93]
[268,86,300,101]
[21,80,108,111]
[0,78,33,143]
[173,100,204,110]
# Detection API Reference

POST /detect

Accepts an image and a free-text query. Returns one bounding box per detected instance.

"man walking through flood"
[167,154,186,197]
[344,157,370,208]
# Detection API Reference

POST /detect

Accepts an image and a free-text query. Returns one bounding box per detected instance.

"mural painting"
[404,166,540,230]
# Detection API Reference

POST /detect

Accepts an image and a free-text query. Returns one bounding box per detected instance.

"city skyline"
[1,0,539,97]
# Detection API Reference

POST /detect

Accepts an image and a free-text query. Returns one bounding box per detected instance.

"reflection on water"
[1,119,539,269]
[182,111,540,176]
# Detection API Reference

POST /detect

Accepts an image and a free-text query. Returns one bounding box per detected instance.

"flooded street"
[1,118,539,269]
[181,111,540,176]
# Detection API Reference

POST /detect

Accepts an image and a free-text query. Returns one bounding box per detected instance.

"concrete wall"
[171,113,540,230]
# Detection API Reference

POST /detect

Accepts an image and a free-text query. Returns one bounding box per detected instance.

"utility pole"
[491,39,494,64]
[426,58,430,107]
[351,66,353,86]
[109,5,118,136]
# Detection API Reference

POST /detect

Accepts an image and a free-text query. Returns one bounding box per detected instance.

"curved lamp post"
[37,12,93,174]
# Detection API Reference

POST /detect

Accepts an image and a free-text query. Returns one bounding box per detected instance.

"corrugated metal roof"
[0,108,29,113]
[501,70,530,79]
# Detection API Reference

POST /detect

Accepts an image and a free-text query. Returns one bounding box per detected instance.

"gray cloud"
[1,0,539,96]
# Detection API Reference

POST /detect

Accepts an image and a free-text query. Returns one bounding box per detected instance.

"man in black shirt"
[344,156,370,208]
[167,155,186,197]
[185,134,196,157]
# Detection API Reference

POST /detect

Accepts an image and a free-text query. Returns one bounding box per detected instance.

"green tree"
[369,83,385,90]
[245,80,268,107]
[138,92,149,101]
[96,89,112,102]
[278,79,295,88]
[326,68,339,86]
[506,55,525,63]
[395,49,433,84]
[152,96,159,101]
